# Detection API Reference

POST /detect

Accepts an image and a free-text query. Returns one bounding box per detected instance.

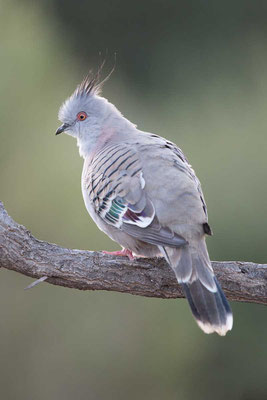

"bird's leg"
[102,248,134,260]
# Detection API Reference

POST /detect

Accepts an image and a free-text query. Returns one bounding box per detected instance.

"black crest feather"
[75,56,116,97]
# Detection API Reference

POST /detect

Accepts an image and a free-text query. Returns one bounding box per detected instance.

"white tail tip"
[196,313,233,336]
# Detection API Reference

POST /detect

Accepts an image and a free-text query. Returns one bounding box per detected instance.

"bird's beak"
[55,123,70,135]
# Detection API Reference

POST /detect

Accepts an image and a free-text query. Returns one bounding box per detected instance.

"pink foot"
[102,248,134,260]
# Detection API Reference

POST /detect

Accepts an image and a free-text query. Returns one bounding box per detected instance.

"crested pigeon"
[56,73,233,336]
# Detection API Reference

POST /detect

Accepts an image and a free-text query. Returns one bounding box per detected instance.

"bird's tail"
[161,239,233,336]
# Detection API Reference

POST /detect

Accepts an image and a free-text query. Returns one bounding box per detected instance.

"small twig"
[24,276,48,290]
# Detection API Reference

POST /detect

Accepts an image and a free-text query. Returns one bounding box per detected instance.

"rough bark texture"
[0,201,266,304]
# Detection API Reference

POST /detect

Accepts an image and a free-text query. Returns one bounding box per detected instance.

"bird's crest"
[75,57,116,97]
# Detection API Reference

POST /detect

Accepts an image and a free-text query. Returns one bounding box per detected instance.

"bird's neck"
[77,97,137,159]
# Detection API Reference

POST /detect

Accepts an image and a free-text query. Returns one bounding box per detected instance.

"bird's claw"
[102,249,134,260]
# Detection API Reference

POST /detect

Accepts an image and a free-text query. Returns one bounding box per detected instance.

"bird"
[56,70,233,336]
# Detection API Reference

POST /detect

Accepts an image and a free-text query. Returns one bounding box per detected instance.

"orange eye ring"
[77,111,87,121]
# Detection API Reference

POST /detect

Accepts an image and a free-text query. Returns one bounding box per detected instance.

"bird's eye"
[77,111,87,121]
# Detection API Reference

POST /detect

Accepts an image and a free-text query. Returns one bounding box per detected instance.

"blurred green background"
[0,0,267,399]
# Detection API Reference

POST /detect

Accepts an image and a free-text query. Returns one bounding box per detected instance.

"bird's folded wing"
[85,143,187,248]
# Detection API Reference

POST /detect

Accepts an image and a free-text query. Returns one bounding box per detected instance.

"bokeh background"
[0,0,267,399]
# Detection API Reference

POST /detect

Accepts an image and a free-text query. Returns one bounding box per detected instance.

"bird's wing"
[142,134,209,214]
[135,133,212,235]
[83,143,187,248]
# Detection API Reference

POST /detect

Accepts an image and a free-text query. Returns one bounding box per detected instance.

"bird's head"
[56,68,136,158]
[56,73,108,139]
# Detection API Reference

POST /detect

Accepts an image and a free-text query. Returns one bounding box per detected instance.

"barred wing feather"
[84,143,187,248]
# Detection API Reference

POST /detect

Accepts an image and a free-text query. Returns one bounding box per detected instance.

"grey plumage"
[56,73,233,336]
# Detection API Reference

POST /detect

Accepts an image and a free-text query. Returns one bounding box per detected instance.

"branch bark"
[0,201,266,304]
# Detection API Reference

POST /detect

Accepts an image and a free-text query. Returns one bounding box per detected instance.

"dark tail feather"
[182,277,233,336]
[163,241,233,336]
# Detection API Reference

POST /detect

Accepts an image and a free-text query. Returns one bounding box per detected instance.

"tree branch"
[0,201,266,304]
